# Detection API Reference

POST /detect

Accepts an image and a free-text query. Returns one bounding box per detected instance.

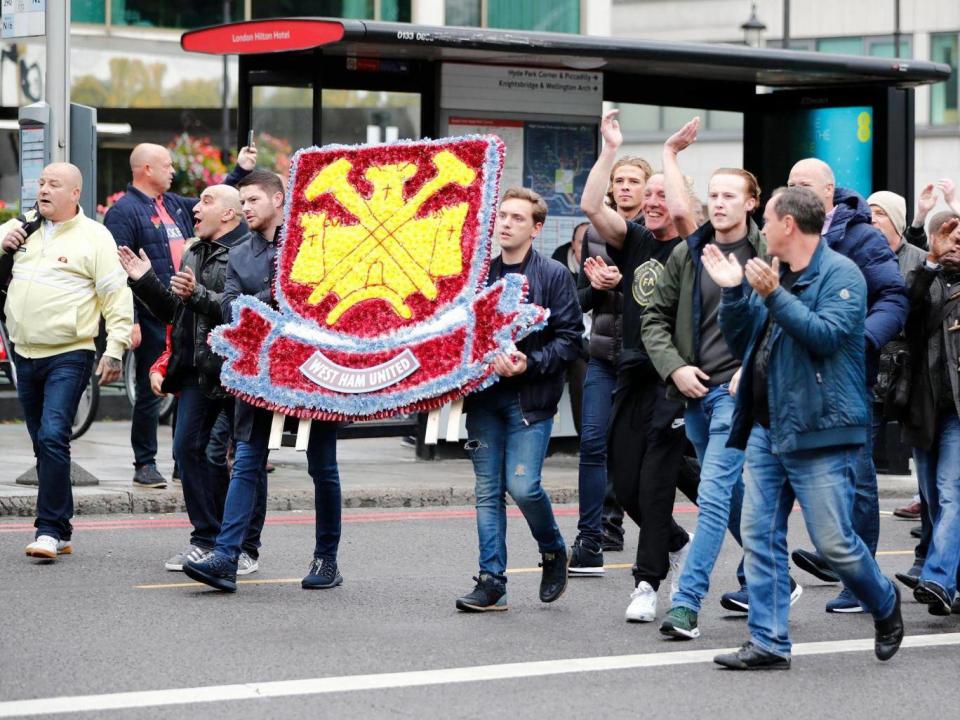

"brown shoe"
[893,500,921,520]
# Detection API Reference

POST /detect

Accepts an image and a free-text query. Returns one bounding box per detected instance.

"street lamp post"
[740,2,767,48]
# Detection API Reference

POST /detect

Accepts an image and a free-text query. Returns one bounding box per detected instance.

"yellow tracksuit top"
[2,208,133,360]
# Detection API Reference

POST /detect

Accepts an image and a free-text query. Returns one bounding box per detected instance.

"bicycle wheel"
[71,373,100,440]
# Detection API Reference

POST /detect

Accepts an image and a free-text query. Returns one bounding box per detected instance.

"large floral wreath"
[210,135,547,421]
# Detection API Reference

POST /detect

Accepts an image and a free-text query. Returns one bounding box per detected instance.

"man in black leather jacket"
[183,171,344,594]
[118,184,266,575]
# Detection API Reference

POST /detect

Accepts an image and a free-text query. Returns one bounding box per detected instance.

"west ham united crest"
[211,136,547,421]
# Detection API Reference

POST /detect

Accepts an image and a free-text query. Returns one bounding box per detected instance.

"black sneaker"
[601,532,624,552]
[133,464,167,489]
[569,537,604,576]
[183,553,237,592]
[791,548,839,583]
[302,557,343,589]
[714,641,791,670]
[910,525,922,539]
[914,579,951,616]
[456,573,508,612]
[539,547,568,603]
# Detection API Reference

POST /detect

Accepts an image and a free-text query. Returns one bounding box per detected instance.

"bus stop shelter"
[181,18,950,461]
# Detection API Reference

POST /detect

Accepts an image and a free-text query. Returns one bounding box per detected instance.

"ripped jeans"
[465,390,564,580]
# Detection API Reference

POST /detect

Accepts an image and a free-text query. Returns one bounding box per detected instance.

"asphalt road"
[0,501,957,719]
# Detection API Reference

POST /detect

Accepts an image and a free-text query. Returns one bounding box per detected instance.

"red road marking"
[0,504,701,533]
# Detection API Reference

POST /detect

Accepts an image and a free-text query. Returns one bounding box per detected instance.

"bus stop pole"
[45,0,71,162]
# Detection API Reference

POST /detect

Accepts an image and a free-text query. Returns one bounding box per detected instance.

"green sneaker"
[659,606,700,640]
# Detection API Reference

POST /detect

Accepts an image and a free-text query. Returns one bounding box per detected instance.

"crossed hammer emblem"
[290,151,477,325]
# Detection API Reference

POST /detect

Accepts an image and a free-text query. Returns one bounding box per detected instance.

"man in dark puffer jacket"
[786,159,909,613]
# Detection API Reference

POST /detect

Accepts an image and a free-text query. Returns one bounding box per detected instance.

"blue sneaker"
[183,553,238,593]
[825,587,864,613]
[302,557,343,589]
[720,577,802,613]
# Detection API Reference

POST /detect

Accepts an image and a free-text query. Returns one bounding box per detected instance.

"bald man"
[786,159,909,613]
[1,162,133,560]
[104,141,256,489]
[116,184,265,573]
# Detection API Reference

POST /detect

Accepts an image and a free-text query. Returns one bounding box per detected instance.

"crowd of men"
[1,108,959,671]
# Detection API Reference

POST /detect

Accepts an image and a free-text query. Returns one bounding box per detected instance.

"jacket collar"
[44,206,87,235]
[687,217,764,257]
[489,245,536,278]
[786,237,829,290]
[211,223,249,250]
[125,183,159,205]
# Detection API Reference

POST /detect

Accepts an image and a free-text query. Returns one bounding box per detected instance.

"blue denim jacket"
[720,239,869,454]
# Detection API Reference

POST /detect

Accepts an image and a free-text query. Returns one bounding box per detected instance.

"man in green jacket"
[641,118,800,640]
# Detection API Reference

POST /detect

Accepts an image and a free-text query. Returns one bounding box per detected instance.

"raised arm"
[581,110,627,248]
[662,117,700,238]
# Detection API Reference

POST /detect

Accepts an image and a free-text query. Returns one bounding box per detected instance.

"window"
[72,0,106,24]
[445,0,580,33]
[816,37,864,56]
[252,0,374,20]
[111,1,243,28]
[865,37,911,58]
[445,0,481,27]
[613,104,742,136]
[931,33,959,125]
[487,0,579,34]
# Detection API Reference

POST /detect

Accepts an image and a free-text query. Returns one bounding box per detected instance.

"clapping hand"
[701,243,744,288]
[117,246,152,281]
[930,217,960,263]
[744,257,781,299]
[170,266,197,299]
[583,256,622,290]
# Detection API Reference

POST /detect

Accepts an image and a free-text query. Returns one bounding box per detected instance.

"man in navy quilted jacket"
[104,142,255,489]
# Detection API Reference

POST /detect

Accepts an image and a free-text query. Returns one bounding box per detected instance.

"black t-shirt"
[620,220,683,369]
[699,236,755,385]
[753,266,803,428]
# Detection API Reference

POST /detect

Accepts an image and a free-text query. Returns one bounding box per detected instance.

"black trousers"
[608,368,691,587]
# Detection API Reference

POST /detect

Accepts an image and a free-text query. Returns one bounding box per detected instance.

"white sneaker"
[669,532,694,601]
[237,552,259,576]
[625,581,658,622]
[25,535,63,559]
[164,545,212,572]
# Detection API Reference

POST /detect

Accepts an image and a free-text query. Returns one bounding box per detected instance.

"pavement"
[0,419,919,517]
[0,500,953,719]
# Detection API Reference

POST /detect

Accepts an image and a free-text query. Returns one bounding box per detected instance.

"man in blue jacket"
[456,187,584,612]
[104,142,255,489]
[704,186,903,670]
[786,159,909,612]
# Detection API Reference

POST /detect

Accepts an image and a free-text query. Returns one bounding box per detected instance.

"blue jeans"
[914,410,960,597]
[743,425,896,657]
[172,381,263,553]
[576,357,618,545]
[213,413,340,563]
[672,384,746,612]
[851,403,881,556]
[14,349,95,540]
[466,390,564,580]
[131,318,165,467]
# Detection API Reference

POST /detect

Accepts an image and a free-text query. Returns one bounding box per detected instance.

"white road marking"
[1,633,958,717]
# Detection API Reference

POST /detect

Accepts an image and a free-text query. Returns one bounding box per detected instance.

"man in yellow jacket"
[0,162,133,560]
